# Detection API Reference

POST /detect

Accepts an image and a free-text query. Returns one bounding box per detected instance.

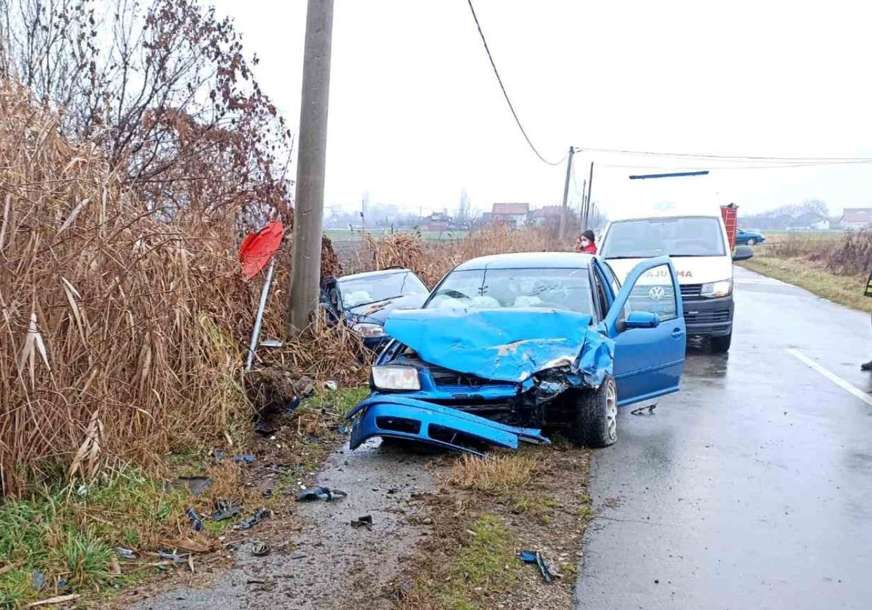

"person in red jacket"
[575,229,597,254]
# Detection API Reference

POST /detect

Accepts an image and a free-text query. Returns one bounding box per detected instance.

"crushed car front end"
[347,308,614,454]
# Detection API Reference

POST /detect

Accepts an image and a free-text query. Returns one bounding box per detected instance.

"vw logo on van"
[648,286,666,301]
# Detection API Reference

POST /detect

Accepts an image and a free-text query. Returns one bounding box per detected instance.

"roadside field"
[738,230,872,312]
[325,228,469,242]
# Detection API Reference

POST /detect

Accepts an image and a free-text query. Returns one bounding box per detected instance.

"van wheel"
[711,332,732,353]
[747,238,757,246]
[571,376,617,448]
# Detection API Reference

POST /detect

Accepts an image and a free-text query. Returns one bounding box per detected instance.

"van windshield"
[600,217,726,258]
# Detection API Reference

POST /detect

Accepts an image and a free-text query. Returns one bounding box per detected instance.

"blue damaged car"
[347,252,686,454]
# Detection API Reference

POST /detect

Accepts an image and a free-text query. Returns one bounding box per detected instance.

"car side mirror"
[732,245,754,261]
[624,311,660,329]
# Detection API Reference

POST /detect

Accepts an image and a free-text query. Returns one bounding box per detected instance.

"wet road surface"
[574,267,872,609]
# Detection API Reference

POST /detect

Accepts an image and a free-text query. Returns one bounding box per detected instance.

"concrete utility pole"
[289,0,334,333]
[558,146,575,241]
[582,161,595,230]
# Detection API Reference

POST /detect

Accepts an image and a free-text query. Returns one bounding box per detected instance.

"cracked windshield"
[428,268,593,313]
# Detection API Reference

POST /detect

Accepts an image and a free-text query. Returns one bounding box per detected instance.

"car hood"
[347,293,428,325]
[384,308,613,385]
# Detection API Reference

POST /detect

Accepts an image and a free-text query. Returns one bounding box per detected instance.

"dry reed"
[357,226,560,287]
[0,81,359,495]
[447,453,540,494]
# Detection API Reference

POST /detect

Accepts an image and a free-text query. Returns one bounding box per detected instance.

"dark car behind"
[321,268,429,349]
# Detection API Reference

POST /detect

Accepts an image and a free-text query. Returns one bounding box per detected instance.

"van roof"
[608,207,723,222]
[609,212,723,223]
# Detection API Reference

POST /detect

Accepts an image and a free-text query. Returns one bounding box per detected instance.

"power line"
[466,0,565,167]
[595,159,872,171]
[580,146,872,163]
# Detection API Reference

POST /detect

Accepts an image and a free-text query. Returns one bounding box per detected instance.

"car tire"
[746,238,756,246]
[571,376,617,448]
[711,332,732,353]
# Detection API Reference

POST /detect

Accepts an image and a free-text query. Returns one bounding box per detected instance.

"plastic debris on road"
[518,549,558,583]
[236,508,271,530]
[296,486,348,502]
[211,499,241,521]
[350,515,373,530]
[186,507,204,531]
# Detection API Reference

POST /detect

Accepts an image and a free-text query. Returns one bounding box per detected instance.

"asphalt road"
[574,267,872,609]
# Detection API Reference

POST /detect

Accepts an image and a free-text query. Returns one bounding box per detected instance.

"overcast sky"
[211,0,872,218]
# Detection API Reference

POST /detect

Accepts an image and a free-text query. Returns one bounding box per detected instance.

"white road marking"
[786,348,872,407]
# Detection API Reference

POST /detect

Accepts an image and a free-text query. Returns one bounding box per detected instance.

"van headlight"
[351,322,385,338]
[700,279,732,298]
[372,365,420,390]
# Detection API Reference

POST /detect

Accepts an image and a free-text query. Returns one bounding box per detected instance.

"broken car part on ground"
[347,253,688,454]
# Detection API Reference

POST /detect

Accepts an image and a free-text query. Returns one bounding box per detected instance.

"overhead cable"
[580,146,872,163]
[466,0,566,167]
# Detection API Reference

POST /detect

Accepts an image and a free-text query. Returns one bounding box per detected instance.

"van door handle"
[671,328,684,338]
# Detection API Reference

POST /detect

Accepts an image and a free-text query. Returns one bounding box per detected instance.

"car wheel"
[746,238,756,246]
[711,332,732,353]
[571,376,617,448]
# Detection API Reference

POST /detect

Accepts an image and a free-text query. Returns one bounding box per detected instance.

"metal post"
[558,146,575,241]
[246,259,276,371]
[583,161,595,229]
[289,0,334,333]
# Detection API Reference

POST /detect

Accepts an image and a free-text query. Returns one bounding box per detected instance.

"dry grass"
[447,453,539,495]
[351,225,565,287]
[0,81,363,496]
[761,231,872,276]
[744,231,872,311]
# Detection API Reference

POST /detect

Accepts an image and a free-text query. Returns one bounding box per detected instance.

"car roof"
[338,268,412,282]
[454,252,592,271]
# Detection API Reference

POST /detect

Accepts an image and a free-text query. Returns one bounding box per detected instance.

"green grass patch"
[439,514,520,610]
[0,467,188,608]
[301,386,370,419]
[740,256,871,312]
[510,493,560,525]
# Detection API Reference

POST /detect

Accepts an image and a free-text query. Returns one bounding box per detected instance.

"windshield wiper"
[346,295,403,309]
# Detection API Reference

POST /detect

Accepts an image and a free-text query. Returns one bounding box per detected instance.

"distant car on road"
[735,228,766,246]
[321,268,429,350]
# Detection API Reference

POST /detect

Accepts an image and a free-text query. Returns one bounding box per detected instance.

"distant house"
[790,212,832,231]
[839,208,872,230]
[484,203,530,227]
[422,211,452,231]
[527,205,565,227]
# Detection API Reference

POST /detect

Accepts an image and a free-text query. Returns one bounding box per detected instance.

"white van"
[598,211,752,353]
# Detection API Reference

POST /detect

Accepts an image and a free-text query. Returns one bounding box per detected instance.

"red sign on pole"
[239,221,284,280]
[720,204,738,250]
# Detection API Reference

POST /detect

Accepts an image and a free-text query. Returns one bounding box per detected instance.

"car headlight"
[700,279,732,298]
[351,322,385,338]
[371,365,420,390]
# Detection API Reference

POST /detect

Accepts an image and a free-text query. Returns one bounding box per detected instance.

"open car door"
[601,256,686,406]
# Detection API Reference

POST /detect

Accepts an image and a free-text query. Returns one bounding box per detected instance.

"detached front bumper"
[348,395,550,455]
[682,295,733,337]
